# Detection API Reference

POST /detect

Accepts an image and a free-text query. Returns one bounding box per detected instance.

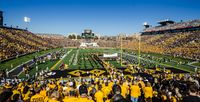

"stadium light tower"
[24,16,31,30]
[120,34,122,66]
[136,33,141,68]
[138,34,141,67]
[143,22,150,29]
[120,33,125,66]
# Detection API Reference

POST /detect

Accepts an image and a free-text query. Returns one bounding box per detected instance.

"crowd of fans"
[0,28,56,61]
[36,34,79,47]
[124,30,200,60]
[1,19,200,61]
[0,67,200,102]
[0,24,200,102]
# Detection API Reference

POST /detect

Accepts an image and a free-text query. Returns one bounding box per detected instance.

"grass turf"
[0,48,61,71]
[19,59,59,78]
[191,62,200,67]
[4,48,198,79]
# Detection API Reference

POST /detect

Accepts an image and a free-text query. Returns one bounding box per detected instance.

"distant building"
[142,19,200,35]
[158,19,175,26]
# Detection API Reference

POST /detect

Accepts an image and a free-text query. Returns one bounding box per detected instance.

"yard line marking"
[73,49,79,65]
[50,49,72,70]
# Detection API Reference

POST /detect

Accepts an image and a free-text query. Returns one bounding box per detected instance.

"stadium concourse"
[0,20,200,102]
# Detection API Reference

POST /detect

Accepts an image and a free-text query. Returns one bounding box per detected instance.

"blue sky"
[0,0,200,36]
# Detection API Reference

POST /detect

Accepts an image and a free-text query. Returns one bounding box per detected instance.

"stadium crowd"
[0,67,200,102]
[37,34,80,47]
[2,22,199,61]
[0,28,56,61]
[0,19,200,102]
[125,30,200,60]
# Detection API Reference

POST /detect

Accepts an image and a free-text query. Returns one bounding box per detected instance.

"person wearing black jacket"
[183,83,200,102]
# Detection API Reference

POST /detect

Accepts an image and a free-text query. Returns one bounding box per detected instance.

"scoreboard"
[82,29,95,39]
[84,29,92,34]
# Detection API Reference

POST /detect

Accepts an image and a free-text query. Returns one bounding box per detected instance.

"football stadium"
[0,0,200,102]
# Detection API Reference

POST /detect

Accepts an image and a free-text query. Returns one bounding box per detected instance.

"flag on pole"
[24,16,31,22]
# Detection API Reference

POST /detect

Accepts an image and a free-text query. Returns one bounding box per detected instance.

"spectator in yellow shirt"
[131,81,140,102]
[47,91,60,102]
[63,91,78,102]
[119,81,128,98]
[144,82,153,102]
[94,85,104,102]
[22,86,31,101]
[40,86,46,97]
[102,81,111,99]
[30,87,45,102]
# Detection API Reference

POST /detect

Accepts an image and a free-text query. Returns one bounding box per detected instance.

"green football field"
[18,48,122,78]
[1,48,199,78]
[52,48,121,70]
[0,48,61,71]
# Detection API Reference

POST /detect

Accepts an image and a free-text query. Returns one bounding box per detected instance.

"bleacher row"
[0,28,56,61]
[125,30,200,60]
